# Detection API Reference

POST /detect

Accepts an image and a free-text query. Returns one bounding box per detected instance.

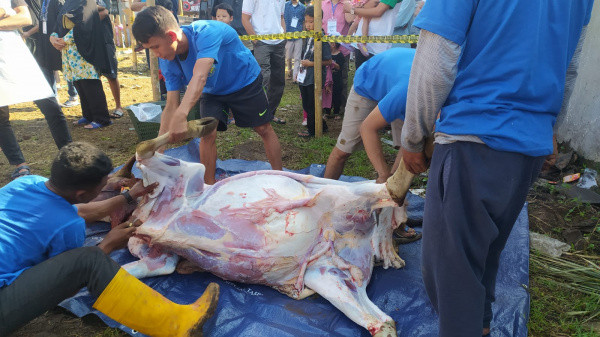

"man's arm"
[242,13,257,40]
[0,5,31,30]
[401,29,461,174]
[343,2,390,19]
[158,90,180,137]
[166,58,214,142]
[21,24,38,38]
[281,15,285,34]
[76,181,158,223]
[360,106,392,183]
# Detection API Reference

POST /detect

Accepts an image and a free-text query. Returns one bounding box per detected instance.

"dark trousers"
[354,51,373,70]
[340,54,350,115]
[299,84,327,136]
[73,79,111,126]
[0,106,25,165]
[0,246,120,335]
[331,76,344,116]
[421,142,544,336]
[254,41,286,116]
[37,66,72,149]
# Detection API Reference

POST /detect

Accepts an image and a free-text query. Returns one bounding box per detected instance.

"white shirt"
[242,0,285,45]
[355,4,401,54]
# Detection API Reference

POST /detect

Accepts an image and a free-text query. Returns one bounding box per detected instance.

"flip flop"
[272,117,287,124]
[297,130,313,138]
[11,165,31,179]
[109,108,124,119]
[74,117,91,125]
[84,121,113,129]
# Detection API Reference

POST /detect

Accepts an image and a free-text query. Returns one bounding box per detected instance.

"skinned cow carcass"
[124,152,409,337]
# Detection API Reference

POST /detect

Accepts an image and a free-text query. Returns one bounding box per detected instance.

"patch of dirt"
[10,308,127,337]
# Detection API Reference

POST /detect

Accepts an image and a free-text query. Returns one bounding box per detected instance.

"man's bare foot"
[482,327,490,336]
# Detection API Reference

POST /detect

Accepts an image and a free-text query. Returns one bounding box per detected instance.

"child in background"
[212,3,234,25]
[329,42,345,120]
[211,3,235,125]
[297,6,332,137]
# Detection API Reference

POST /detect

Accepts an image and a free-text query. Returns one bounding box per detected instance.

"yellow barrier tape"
[239,31,418,44]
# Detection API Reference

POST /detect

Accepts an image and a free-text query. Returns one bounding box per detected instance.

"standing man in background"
[242,0,287,124]
[283,0,305,83]
[400,0,594,335]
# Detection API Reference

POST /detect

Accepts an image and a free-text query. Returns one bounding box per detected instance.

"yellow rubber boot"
[93,269,219,337]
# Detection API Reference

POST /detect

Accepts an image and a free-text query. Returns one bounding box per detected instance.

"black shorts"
[200,74,271,131]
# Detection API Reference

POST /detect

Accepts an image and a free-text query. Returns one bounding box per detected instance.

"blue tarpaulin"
[60,140,529,336]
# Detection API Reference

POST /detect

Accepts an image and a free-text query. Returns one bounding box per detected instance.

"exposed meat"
[124,152,407,336]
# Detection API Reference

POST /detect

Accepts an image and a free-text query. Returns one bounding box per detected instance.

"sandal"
[297,130,313,138]
[272,117,287,124]
[393,226,422,244]
[11,165,31,179]
[109,108,124,119]
[74,117,91,125]
[84,121,113,129]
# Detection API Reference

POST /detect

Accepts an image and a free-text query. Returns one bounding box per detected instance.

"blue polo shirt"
[0,176,85,288]
[284,1,305,33]
[353,48,415,123]
[160,20,261,95]
[415,0,594,156]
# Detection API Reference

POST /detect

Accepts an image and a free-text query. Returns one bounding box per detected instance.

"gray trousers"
[254,41,286,116]
[422,142,544,336]
[0,246,120,335]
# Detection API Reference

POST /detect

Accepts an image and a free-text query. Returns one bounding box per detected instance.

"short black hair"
[50,142,113,191]
[132,6,179,44]
[212,3,233,17]
[305,5,314,18]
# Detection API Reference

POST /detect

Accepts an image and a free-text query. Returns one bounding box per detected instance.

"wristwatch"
[121,190,136,204]
[350,7,355,15]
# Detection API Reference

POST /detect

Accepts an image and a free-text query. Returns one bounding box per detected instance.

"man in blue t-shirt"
[0,142,218,336]
[132,6,283,184]
[398,0,593,335]
[324,48,414,184]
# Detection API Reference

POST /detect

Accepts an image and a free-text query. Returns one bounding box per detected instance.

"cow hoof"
[373,321,396,337]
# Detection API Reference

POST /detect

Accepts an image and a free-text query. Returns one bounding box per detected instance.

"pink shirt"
[322,0,350,56]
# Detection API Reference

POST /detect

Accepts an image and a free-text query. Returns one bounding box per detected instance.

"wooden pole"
[314,0,323,137]
[124,0,137,71]
[146,0,161,100]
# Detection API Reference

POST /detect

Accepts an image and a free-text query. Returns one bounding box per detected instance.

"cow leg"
[304,261,396,337]
[123,237,179,279]
[372,207,406,269]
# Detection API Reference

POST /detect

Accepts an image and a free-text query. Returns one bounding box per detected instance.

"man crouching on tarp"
[0,142,219,337]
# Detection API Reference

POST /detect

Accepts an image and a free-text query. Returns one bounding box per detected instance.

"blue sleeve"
[195,25,224,63]
[413,0,478,45]
[159,58,185,92]
[47,219,85,258]
[378,84,408,123]
[584,0,593,25]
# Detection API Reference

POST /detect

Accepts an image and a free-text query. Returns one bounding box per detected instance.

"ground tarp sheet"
[60,140,529,337]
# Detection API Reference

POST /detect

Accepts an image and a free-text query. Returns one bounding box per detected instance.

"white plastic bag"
[576,168,598,189]
[128,103,162,123]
